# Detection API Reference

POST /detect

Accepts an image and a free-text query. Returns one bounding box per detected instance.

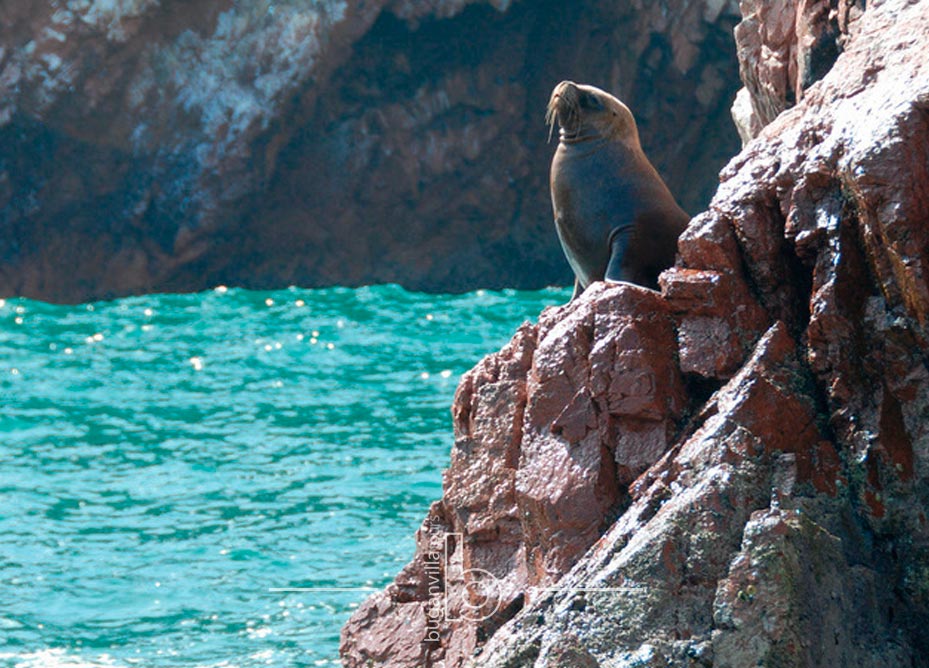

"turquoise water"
[0,285,567,668]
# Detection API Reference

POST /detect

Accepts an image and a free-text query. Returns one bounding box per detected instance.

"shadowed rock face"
[340,0,929,666]
[0,0,741,303]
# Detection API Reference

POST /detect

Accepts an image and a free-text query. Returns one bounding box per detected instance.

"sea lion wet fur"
[547,81,690,300]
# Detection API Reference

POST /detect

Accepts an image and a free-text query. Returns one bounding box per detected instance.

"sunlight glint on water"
[0,285,568,667]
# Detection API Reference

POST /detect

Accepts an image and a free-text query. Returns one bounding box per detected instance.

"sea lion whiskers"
[545,104,557,143]
[546,82,581,143]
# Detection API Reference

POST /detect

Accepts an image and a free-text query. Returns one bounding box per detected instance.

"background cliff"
[341,0,929,665]
[0,0,740,303]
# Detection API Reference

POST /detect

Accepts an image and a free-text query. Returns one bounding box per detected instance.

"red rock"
[341,283,687,667]
[518,285,686,583]
[344,0,929,665]
[660,266,769,379]
[732,0,850,141]
[466,322,834,665]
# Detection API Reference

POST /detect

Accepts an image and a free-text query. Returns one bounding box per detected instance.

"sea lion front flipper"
[604,227,633,283]
[570,277,583,301]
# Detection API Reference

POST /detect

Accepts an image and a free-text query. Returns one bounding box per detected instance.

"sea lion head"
[546,81,639,146]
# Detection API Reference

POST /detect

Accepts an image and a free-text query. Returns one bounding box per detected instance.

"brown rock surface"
[0,0,741,302]
[342,0,929,665]
[731,0,863,142]
[341,283,688,667]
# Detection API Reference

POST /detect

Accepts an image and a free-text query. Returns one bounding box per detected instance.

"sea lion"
[546,81,690,300]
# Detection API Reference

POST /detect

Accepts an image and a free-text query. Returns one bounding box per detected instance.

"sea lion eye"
[579,92,603,111]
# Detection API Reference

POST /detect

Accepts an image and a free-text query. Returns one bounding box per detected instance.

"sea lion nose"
[554,80,577,97]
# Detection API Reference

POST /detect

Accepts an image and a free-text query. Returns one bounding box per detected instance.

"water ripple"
[0,284,567,666]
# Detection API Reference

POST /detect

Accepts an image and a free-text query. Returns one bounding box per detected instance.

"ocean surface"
[0,284,568,668]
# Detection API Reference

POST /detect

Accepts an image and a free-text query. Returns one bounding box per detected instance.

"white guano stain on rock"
[163,1,347,161]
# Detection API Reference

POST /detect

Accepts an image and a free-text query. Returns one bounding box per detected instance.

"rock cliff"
[0,0,740,302]
[341,0,929,665]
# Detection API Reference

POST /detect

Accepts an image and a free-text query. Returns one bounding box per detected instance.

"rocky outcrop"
[342,283,688,666]
[341,0,929,665]
[0,0,741,303]
[730,0,864,143]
